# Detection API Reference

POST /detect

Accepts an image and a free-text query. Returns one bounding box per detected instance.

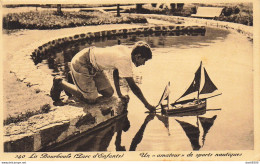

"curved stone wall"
[31,25,206,65]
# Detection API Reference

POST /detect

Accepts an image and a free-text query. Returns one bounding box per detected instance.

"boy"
[50,41,156,112]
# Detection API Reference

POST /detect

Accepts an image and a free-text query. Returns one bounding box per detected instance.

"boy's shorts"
[70,49,112,100]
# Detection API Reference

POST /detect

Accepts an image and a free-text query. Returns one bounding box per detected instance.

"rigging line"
[206,108,222,111]
[203,93,222,100]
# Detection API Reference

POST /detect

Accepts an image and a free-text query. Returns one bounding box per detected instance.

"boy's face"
[134,54,147,67]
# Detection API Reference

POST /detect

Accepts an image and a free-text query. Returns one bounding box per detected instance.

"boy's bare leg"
[51,75,98,104]
[61,80,82,99]
[61,80,96,104]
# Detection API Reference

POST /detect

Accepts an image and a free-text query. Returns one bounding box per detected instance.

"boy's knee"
[100,87,114,98]
[82,92,98,104]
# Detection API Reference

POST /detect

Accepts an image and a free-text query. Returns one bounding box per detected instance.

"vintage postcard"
[0,0,259,162]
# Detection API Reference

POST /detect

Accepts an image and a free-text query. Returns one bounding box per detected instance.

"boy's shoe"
[50,76,63,102]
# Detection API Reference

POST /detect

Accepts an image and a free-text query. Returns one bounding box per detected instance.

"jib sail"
[200,68,218,94]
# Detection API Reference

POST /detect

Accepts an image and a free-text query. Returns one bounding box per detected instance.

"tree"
[151,3,157,8]
[56,4,63,16]
[170,3,176,12]
[117,4,120,17]
[136,4,144,13]
[176,3,184,11]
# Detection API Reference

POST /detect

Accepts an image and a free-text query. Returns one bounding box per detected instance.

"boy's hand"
[145,104,157,113]
[146,114,155,121]
[119,95,130,103]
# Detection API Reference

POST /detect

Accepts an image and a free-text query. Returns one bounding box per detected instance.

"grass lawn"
[3,69,53,125]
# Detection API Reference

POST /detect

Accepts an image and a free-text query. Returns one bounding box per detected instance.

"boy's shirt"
[91,46,134,78]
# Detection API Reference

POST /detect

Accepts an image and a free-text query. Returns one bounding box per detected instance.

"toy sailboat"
[157,61,221,115]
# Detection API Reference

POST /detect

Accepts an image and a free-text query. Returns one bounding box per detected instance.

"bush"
[222,6,241,16]
[124,5,193,17]
[216,10,253,26]
[3,10,148,30]
[223,7,233,16]
[125,7,168,15]
[173,10,193,17]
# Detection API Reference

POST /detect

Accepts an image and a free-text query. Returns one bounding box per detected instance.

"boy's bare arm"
[113,69,123,97]
[125,77,155,111]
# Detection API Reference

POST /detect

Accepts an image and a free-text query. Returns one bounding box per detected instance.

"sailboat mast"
[196,115,199,127]
[197,61,202,100]
[167,90,170,109]
[197,88,200,100]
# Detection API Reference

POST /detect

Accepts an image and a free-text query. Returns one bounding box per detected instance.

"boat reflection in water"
[130,111,218,151]
[44,109,218,151]
[176,115,217,150]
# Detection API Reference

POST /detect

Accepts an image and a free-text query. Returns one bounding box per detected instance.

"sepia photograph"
[0,0,259,161]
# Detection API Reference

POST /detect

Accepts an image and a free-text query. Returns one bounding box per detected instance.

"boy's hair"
[131,41,152,60]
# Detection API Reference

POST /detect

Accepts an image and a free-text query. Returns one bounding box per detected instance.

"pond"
[39,26,253,151]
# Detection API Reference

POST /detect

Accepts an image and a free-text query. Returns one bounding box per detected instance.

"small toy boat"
[157,61,221,115]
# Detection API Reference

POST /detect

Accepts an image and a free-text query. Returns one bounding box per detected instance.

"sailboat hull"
[161,99,207,116]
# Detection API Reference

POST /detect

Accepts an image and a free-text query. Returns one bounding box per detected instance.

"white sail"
[157,82,170,108]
